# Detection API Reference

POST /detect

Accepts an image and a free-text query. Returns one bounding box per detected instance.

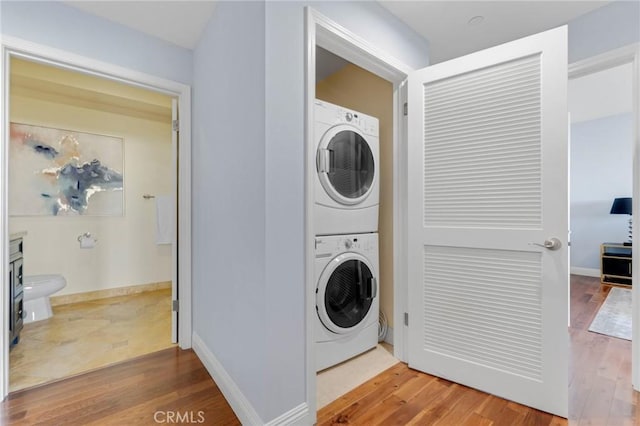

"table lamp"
[610,197,632,245]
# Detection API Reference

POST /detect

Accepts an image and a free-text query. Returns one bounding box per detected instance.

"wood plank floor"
[0,276,636,425]
[569,276,636,425]
[1,347,240,425]
[318,276,638,425]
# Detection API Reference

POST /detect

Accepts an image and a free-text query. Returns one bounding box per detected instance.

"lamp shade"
[610,197,632,215]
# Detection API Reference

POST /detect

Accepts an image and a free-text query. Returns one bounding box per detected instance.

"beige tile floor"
[317,342,398,409]
[10,288,174,392]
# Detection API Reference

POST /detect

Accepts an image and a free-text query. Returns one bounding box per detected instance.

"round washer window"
[324,259,374,329]
[324,131,374,200]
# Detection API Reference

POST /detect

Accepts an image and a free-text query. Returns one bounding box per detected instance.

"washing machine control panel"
[315,235,375,251]
[315,234,377,257]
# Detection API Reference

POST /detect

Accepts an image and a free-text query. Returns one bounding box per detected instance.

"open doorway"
[0,37,193,401]
[568,60,636,420]
[6,57,178,392]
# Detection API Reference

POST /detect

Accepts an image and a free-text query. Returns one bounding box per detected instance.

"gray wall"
[570,113,633,271]
[192,1,428,423]
[0,1,192,84]
[191,0,268,418]
[568,0,640,62]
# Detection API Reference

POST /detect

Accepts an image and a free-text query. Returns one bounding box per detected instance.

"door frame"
[568,42,640,391]
[304,7,414,420]
[0,35,193,400]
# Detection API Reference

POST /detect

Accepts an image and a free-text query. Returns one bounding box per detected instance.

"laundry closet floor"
[9,288,173,392]
[317,342,398,409]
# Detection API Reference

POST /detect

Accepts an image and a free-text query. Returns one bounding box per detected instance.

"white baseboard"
[264,402,309,426]
[192,333,263,425]
[192,333,311,426]
[571,267,600,278]
[383,325,394,346]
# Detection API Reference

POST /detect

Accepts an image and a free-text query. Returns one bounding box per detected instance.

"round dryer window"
[317,128,375,205]
[318,256,376,334]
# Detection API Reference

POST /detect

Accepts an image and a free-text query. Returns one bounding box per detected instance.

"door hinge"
[403,102,408,116]
[172,119,179,131]
[172,300,179,312]
[404,312,409,326]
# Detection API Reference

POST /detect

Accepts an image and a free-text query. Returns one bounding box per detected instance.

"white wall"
[192,1,428,423]
[569,63,633,124]
[9,94,172,296]
[570,113,633,271]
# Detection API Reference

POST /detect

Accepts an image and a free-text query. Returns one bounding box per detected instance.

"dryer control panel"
[315,99,379,137]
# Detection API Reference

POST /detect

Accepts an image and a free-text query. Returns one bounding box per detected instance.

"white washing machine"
[314,100,379,236]
[315,233,379,371]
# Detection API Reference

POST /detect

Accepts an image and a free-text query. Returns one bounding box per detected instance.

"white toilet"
[23,275,66,324]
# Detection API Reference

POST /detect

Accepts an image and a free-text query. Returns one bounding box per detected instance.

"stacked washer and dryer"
[314,99,380,372]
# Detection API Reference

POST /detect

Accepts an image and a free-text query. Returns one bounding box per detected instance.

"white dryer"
[315,233,379,371]
[314,100,379,235]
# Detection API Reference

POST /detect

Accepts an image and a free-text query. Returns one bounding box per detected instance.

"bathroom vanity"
[9,233,25,347]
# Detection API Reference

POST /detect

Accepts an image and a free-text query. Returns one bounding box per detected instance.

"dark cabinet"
[9,237,24,346]
[600,243,632,287]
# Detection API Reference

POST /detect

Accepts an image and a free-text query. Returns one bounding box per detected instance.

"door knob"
[530,238,562,250]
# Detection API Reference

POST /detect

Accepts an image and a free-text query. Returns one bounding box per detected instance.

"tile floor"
[317,342,398,409]
[10,288,174,392]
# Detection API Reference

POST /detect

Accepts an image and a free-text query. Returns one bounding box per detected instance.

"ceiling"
[63,1,613,62]
[64,1,217,49]
[379,1,612,64]
[316,47,350,82]
[569,63,633,124]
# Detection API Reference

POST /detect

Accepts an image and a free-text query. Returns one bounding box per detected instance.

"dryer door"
[317,253,377,335]
[317,125,375,206]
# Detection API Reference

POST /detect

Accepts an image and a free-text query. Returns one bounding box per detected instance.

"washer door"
[317,125,375,206]
[317,253,377,335]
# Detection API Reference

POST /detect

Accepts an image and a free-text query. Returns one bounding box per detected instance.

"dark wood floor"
[318,276,637,425]
[0,348,240,425]
[0,276,636,425]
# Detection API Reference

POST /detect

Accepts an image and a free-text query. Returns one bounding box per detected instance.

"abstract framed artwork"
[9,122,124,216]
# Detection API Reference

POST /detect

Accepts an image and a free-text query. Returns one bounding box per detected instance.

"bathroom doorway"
[0,44,192,396]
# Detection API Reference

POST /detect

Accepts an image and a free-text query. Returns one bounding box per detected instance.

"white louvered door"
[407,27,568,417]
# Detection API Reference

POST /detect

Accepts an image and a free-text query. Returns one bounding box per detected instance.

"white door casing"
[407,26,568,417]
[171,97,178,344]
